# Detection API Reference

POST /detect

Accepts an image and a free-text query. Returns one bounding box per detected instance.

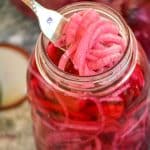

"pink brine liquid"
[27,49,149,150]
[27,4,150,150]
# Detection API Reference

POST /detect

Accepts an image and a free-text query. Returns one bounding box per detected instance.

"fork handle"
[21,0,33,10]
[22,0,41,15]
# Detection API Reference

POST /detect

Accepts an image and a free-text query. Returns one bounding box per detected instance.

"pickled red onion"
[58,9,126,76]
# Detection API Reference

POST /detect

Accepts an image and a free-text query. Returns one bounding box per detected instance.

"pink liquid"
[27,43,150,149]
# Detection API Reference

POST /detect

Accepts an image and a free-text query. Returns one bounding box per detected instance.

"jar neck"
[35,2,138,96]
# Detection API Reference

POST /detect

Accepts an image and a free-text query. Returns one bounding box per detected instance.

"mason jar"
[27,2,150,150]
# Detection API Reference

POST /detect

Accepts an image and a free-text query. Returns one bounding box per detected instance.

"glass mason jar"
[27,2,150,150]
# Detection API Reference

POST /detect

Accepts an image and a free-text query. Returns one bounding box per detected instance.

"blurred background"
[0,0,150,150]
[0,1,39,150]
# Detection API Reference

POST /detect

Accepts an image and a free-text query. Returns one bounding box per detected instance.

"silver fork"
[21,0,68,50]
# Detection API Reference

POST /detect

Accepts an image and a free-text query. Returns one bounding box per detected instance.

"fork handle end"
[21,0,33,9]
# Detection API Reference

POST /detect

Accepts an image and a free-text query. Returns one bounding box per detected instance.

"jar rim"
[35,2,137,94]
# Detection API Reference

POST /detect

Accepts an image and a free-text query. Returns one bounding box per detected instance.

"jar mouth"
[35,2,137,93]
